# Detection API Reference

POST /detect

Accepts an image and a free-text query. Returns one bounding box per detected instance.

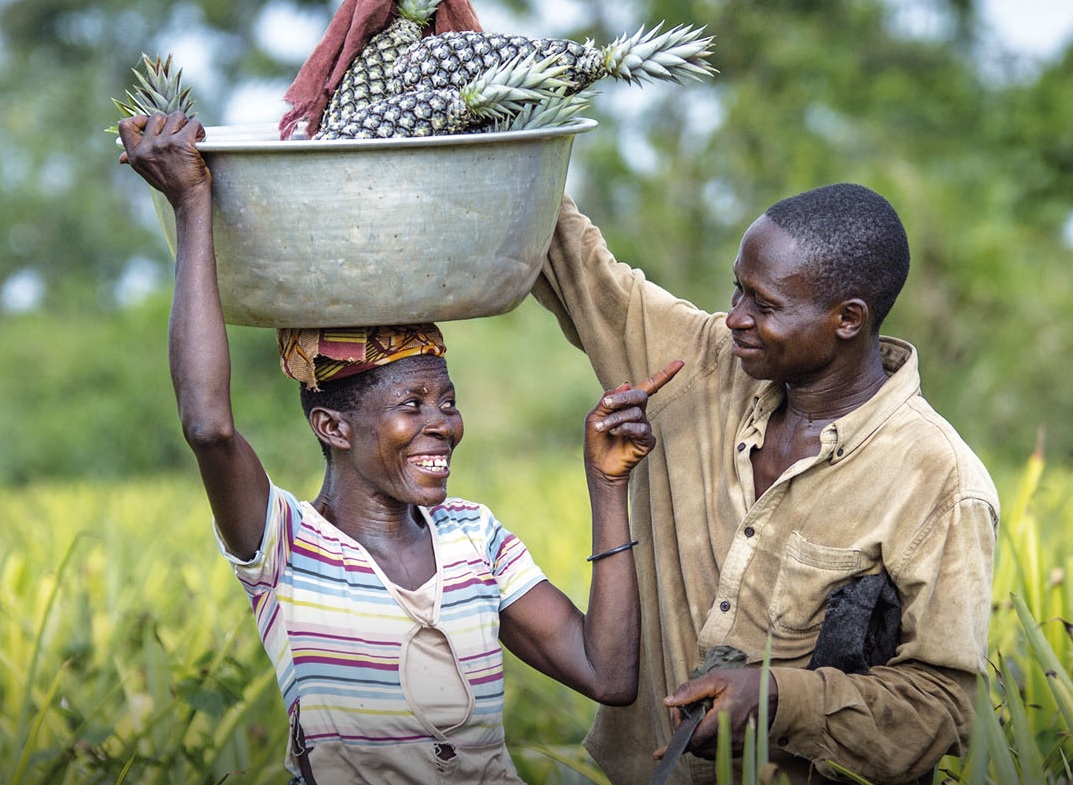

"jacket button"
[744,527,755,538]
[719,600,731,612]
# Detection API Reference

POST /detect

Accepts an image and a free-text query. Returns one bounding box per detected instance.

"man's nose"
[726,297,750,329]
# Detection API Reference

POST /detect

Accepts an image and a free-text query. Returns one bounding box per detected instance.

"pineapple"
[492,88,593,132]
[315,0,446,140]
[333,53,570,139]
[108,53,196,133]
[389,23,717,96]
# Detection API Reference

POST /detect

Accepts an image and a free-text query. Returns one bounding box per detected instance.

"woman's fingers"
[599,360,685,415]
[637,359,685,397]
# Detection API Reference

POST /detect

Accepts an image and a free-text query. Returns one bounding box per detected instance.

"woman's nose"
[424,414,449,435]
[423,410,460,440]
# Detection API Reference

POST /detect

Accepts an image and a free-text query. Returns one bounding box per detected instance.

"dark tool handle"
[647,698,712,785]
[646,644,746,785]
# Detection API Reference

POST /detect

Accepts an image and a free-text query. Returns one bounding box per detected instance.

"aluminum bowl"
[152,118,597,328]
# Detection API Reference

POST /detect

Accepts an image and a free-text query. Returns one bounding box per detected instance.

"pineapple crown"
[495,88,594,132]
[461,53,572,120]
[108,53,196,133]
[397,0,446,26]
[601,23,717,84]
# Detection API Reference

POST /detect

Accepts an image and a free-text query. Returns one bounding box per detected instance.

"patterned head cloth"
[276,324,447,391]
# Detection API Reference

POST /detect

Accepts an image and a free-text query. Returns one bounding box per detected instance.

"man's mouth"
[731,336,762,354]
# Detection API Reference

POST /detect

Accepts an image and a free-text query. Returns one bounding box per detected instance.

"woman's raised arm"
[118,112,270,560]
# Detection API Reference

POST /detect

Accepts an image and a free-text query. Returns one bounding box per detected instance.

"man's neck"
[782,350,889,424]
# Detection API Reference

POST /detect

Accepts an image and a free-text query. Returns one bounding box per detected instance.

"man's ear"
[835,298,870,340]
[309,407,351,451]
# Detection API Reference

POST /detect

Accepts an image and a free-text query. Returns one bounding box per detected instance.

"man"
[531,183,998,785]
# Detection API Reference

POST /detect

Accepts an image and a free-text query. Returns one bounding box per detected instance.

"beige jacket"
[531,196,999,785]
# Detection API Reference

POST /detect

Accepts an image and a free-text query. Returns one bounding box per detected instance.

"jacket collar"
[746,337,920,464]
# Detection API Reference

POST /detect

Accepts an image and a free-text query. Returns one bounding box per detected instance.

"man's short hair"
[765,183,910,329]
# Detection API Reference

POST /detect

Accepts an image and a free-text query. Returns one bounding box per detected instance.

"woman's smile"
[409,453,451,476]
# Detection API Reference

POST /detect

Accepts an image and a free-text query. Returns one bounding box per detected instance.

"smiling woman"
[114,105,683,785]
[301,351,464,526]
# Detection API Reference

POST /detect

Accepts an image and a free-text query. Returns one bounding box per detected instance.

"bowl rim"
[196,117,598,152]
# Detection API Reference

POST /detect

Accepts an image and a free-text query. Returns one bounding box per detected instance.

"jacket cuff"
[767,667,825,754]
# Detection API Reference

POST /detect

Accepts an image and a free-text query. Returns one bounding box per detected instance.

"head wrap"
[277,324,447,391]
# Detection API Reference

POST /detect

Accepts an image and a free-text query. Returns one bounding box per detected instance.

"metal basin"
[152,118,596,328]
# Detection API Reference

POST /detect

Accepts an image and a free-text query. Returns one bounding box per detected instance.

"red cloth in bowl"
[279,0,483,140]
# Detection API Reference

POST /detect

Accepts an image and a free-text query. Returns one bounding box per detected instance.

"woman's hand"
[117,111,209,207]
[585,359,684,480]
[499,359,685,705]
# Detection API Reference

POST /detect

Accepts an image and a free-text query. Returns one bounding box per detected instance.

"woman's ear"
[835,298,870,340]
[309,407,351,452]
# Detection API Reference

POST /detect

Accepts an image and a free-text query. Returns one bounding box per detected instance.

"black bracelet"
[586,539,640,563]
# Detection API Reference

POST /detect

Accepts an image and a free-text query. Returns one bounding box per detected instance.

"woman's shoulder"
[426,497,495,529]
[427,498,519,550]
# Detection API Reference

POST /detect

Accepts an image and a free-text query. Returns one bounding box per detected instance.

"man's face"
[726,215,842,384]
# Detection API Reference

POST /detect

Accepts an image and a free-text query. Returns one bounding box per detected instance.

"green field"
[1,285,1070,785]
[0,462,605,785]
[3,446,1073,784]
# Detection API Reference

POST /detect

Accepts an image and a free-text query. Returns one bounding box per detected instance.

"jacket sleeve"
[531,193,718,391]
[769,662,976,785]
[768,494,998,785]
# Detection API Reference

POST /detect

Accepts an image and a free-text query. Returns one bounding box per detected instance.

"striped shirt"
[216,484,546,781]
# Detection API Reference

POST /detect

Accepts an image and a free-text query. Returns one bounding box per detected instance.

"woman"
[117,110,681,784]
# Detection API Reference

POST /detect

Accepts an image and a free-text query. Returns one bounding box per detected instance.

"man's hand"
[585,359,684,479]
[656,666,777,759]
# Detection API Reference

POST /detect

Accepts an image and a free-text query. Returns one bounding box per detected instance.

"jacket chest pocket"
[768,530,866,634]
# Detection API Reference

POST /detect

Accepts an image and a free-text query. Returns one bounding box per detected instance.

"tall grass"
[0,460,605,784]
[2,450,1072,784]
[0,477,288,784]
[940,444,1073,785]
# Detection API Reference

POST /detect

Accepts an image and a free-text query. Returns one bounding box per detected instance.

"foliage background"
[1,0,1073,483]
[2,0,1073,781]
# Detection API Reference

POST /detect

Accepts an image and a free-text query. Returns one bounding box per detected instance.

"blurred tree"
[0,0,331,311]
[513,0,1073,462]
[1,0,1072,482]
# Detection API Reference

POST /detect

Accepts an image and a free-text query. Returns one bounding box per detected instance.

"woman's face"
[343,355,463,508]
